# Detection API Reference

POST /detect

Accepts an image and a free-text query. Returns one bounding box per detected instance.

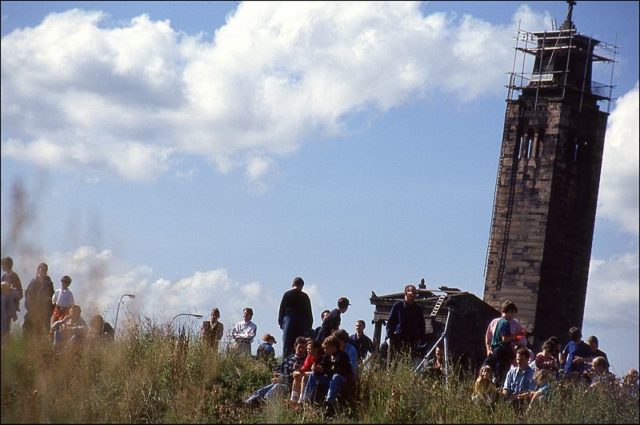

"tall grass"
[2,320,638,424]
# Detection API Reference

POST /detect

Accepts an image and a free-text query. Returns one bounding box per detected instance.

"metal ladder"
[430,295,446,317]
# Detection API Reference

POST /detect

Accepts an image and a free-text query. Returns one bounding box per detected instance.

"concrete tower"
[483,1,616,346]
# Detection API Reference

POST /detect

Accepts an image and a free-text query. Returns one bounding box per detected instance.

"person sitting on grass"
[472,364,500,406]
[256,333,277,365]
[585,356,617,390]
[619,368,639,399]
[502,347,536,411]
[244,336,307,407]
[529,369,554,405]
[334,329,359,378]
[290,339,323,403]
[88,314,115,341]
[302,334,354,418]
[51,304,88,354]
[534,339,560,376]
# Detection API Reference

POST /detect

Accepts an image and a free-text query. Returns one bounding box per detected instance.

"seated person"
[530,369,553,403]
[502,347,536,408]
[244,336,307,406]
[619,368,639,399]
[423,344,446,378]
[51,305,88,353]
[534,340,560,375]
[256,333,277,364]
[302,335,354,418]
[334,329,359,378]
[472,365,500,406]
[586,356,617,389]
[291,339,323,403]
[88,314,115,341]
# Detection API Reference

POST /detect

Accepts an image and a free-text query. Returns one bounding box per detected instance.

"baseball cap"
[338,297,352,308]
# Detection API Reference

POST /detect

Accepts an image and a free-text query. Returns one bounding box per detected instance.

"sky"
[1,1,637,376]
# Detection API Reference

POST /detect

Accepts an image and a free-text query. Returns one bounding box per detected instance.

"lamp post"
[114,293,135,338]
[169,313,203,328]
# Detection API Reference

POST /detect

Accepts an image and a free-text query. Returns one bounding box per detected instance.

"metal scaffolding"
[505,25,617,113]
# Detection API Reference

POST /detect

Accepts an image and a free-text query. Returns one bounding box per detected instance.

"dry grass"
[2,323,638,424]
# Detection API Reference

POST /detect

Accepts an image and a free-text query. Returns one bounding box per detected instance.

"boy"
[51,275,75,325]
[303,335,354,417]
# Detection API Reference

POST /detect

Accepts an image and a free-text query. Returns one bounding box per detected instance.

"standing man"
[23,263,55,338]
[278,276,313,358]
[386,284,426,362]
[201,307,224,353]
[315,297,350,343]
[231,307,257,356]
[350,320,373,361]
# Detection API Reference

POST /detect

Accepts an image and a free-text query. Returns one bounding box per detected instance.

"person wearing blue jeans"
[244,337,307,406]
[302,335,353,417]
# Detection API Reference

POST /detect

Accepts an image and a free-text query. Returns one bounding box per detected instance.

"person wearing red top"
[290,339,323,403]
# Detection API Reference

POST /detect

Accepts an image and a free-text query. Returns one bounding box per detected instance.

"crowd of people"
[1,257,114,354]
[2,264,638,418]
[209,281,639,418]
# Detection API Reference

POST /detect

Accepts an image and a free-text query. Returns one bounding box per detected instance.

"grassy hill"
[2,318,638,423]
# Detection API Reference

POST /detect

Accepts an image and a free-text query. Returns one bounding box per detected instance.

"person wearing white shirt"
[51,275,75,325]
[231,307,257,356]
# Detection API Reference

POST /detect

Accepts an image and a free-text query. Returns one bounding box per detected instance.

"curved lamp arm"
[169,313,203,328]
[113,294,135,338]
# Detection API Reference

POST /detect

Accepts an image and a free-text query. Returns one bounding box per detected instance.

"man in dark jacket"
[278,276,313,358]
[386,284,425,362]
[23,263,54,338]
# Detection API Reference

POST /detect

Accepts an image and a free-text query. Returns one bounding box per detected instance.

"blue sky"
[1,1,637,375]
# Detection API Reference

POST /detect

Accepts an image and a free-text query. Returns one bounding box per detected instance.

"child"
[472,365,499,406]
[51,275,75,325]
[256,333,276,363]
[291,339,323,403]
[302,335,353,417]
[530,369,553,403]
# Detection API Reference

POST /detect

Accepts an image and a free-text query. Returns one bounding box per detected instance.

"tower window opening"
[536,130,545,158]
[526,135,534,159]
[515,135,524,160]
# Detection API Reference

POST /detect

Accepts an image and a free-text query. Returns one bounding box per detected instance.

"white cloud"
[37,246,282,339]
[598,83,640,235]
[1,2,547,186]
[585,252,639,328]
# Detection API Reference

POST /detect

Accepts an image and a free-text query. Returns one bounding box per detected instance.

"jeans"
[244,382,288,404]
[302,373,347,403]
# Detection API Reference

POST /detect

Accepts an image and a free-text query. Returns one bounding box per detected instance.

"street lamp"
[169,313,203,328]
[114,293,135,337]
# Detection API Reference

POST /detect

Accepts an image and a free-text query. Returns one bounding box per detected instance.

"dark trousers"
[492,344,514,386]
[282,315,307,358]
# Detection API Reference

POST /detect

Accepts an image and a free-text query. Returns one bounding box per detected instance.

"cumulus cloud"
[598,83,640,235]
[32,245,321,349]
[1,2,548,184]
[585,252,639,328]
